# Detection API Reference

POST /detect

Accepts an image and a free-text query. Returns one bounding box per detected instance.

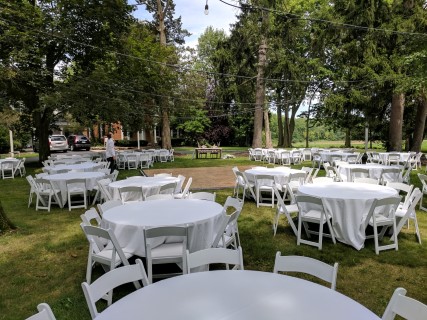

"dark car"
[67,134,91,151]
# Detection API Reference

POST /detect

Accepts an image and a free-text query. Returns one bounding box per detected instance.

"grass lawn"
[0,155,426,319]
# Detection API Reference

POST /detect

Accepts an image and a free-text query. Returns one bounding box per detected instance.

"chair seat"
[395,208,414,219]
[151,242,184,259]
[280,203,299,214]
[369,214,394,225]
[302,209,326,222]
[93,248,134,264]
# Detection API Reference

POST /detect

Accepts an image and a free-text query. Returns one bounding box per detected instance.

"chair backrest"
[382,287,427,320]
[295,195,327,219]
[186,247,244,273]
[145,194,174,201]
[273,252,339,290]
[80,223,130,268]
[118,185,143,203]
[81,259,148,319]
[223,196,244,215]
[159,182,177,195]
[380,168,402,185]
[153,173,172,177]
[80,208,101,226]
[97,199,123,215]
[25,303,56,320]
[189,191,216,201]
[350,168,370,182]
[363,197,401,229]
[174,175,186,193]
[386,182,414,207]
[254,174,276,188]
[66,178,86,190]
[353,177,380,184]
[179,177,192,198]
[144,225,188,263]
[312,177,334,184]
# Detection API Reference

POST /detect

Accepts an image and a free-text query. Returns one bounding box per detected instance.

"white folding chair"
[80,223,134,285]
[174,175,186,194]
[118,185,144,204]
[273,252,339,290]
[34,178,63,211]
[143,225,188,284]
[273,185,298,237]
[296,195,336,250]
[126,154,138,170]
[380,168,402,185]
[234,170,256,201]
[186,246,244,273]
[353,177,380,184]
[363,197,401,254]
[394,188,422,244]
[0,160,15,179]
[216,196,243,249]
[25,303,56,320]
[80,208,102,226]
[97,199,122,215]
[188,191,216,201]
[254,174,276,208]
[417,173,427,211]
[159,182,177,195]
[81,259,149,319]
[382,287,427,320]
[66,178,87,211]
[26,175,37,208]
[350,167,370,182]
[174,177,192,199]
[145,194,174,201]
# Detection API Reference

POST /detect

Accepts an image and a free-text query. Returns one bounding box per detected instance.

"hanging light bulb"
[204,0,209,15]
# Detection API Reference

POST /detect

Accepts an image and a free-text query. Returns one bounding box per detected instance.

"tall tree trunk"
[283,103,291,147]
[411,92,427,152]
[277,90,284,147]
[0,201,16,233]
[264,109,272,148]
[345,127,351,147]
[157,0,172,149]
[252,37,267,148]
[389,92,405,151]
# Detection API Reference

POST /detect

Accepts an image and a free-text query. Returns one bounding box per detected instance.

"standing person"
[106,132,116,173]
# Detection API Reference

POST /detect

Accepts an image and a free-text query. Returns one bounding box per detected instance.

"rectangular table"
[194,148,222,159]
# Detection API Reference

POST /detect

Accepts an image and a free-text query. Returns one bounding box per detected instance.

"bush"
[115,140,148,147]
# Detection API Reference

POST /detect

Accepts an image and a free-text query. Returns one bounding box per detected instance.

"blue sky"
[129,0,239,48]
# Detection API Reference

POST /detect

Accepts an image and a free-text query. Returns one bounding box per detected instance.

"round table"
[108,176,180,200]
[95,270,380,320]
[298,182,398,250]
[245,167,305,185]
[43,162,100,174]
[337,163,401,182]
[44,171,105,204]
[102,199,225,256]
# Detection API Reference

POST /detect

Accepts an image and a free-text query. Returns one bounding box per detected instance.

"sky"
[129,0,240,48]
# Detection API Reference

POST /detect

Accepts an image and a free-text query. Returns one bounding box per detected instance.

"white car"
[49,134,68,152]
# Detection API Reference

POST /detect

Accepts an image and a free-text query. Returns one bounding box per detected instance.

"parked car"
[33,134,68,153]
[67,134,91,151]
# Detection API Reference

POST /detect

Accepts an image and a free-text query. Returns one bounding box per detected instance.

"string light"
[204,0,209,15]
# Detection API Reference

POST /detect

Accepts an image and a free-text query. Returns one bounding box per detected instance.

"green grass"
[0,156,426,319]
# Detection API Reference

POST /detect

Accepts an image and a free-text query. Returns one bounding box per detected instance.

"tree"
[138,0,190,149]
[0,0,133,161]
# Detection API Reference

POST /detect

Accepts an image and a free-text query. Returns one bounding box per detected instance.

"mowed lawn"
[0,154,426,319]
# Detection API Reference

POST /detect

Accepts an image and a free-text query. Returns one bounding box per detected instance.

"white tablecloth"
[298,182,398,250]
[319,152,355,162]
[245,167,305,185]
[337,163,401,182]
[43,162,99,174]
[101,199,225,256]
[44,172,105,204]
[108,176,180,200]
[95,270,380,320]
